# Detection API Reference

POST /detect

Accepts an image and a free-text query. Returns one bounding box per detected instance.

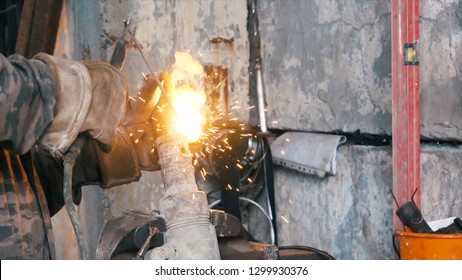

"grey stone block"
[259,0,462,140]
[274,144,462,259]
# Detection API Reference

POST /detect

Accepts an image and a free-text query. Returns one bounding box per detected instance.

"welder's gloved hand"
[89,74,163,188]
[122,74,162,171]
[33,53,128,158]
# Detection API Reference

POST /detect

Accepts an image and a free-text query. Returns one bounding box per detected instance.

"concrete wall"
[260,0,392,134]
[260,0,462,140]
[99,0,250,122]
[275,144,462,259]
[52,0,462,259]
[420,1,462,140]
[256,0,462,259]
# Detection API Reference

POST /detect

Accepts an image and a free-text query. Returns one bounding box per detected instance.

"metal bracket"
[109,18,137,69]
[404,42,419,66]
[95,210,166,260]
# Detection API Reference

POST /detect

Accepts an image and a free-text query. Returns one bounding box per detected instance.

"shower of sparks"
[200,168,207,180]
[144,51,272,195]
[153,51,207,142]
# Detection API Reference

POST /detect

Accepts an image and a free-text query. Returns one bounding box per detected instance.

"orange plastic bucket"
[395,230,462,260]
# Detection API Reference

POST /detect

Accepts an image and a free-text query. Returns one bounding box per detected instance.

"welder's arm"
[32,72,161,216]
[1,53,157,216]
[0,54,56,154]
[33,54,129,157]
[1,52,129,157]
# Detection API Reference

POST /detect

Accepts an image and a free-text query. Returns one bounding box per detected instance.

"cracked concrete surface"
[259,0,462,140]
[259,0,392,135]
[275,144,462,259]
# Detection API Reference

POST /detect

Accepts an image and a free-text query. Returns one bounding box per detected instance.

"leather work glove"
[89,73,165,188]
[33,53,128,157]
[34,53,165,172]
[31,59,164,214]
[33,53,161,185]
[122,74,163,171]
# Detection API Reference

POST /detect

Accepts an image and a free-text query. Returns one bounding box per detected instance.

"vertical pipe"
[391,0,421,232]
[392,0,408,229]
[256,66,268,133]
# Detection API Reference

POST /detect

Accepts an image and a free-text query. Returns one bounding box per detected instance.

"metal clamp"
[404,42,419,66]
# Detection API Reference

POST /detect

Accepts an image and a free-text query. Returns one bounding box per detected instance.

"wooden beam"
[15,0,35,56]
[15,0,63,57]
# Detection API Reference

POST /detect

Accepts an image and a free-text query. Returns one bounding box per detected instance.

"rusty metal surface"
[148,135,220,260]
[218,239,325,260]
[95,210,165,260]
[210,209,242,238]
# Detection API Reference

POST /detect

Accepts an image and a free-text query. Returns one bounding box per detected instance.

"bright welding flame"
[171,83,206,142]
[156,52,207,142]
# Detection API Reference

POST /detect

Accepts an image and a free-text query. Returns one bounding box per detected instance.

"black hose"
[62,135,88,260]
[262,137,278,245]
[278,245,336,260]
[392,234,401,259]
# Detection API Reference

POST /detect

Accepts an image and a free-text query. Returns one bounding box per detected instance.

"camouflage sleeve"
[0,54,56,155]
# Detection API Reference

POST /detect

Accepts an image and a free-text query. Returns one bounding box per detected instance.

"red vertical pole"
[391,0,421,232]
[407,0,421,208]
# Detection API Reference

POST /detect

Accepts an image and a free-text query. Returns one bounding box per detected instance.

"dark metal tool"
[134,219,161,260]
[395,200,433,233]
[95,210,166,260]
[109,17,136,70]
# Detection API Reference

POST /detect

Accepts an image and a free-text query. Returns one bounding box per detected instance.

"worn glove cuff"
[81,61,128,152]
[33,53,92,157]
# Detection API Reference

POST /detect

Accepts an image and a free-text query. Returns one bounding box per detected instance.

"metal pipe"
[145,135,220,260]
[256,64,267,133]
